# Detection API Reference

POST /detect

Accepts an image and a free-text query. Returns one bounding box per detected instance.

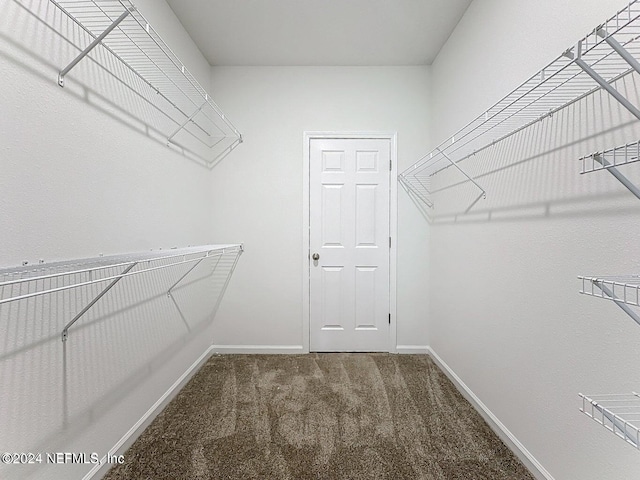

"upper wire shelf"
[50,0,242,166]
[400,0,640,211]
[0,244,243,341]
[580,393,640,450]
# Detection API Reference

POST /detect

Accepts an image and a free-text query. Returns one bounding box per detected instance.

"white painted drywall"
[0,1,229,478]
[208,66,430,351]
[429,1,640,479]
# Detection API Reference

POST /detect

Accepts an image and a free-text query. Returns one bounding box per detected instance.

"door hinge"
[388,313,391,324]
[389,236,391,248]
[389,159,392,171]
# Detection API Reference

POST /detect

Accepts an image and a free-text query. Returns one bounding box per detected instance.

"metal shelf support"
[579,275,640,326]
[591,279,640,327]
[593,153,640,201]
[597,28,640,75]
[565,40,640,122]
[579,393,640,450]
[58,7,132,87]
[580,140,640,173]
[167,100,208,146]
[61,262,137,342]
[437,148,487,213]
[167,251,210,296]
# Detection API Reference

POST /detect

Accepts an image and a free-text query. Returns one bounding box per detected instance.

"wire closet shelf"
[0,244,243,341]
[399,0,640,211]
[579,139,640,174]
[579,393,640,450]
[578,275,640,326]
[51,0,242,165]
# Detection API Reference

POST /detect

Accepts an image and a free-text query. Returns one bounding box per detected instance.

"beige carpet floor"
[104,354,535,479]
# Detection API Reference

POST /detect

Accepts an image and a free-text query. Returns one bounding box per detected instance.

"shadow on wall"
[413,73,640,224]
[0,248,241,477]
[0,0,239,168]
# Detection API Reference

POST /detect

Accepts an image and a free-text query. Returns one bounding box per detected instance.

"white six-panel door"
[309,138,390,352]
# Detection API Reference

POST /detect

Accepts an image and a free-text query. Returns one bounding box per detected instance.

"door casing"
[302,132,398,353]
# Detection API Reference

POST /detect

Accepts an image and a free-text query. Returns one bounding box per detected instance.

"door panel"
[355,184,377,246]
[310,138,390,352]
[321,185,344,247]
[321,266,344,330]
[355,266,377,329]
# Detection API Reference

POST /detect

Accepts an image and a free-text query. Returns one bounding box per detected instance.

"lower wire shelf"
[578,275,640,326]
[578,140,640,202]
[579,275,640,306]
[579,140,640,174]
[579,393,640,450]
[0,244,243,341]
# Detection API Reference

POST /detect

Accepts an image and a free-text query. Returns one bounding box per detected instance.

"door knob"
[312,253,320,261]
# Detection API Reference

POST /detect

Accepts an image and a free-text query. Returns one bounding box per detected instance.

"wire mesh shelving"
[580,140,640,174]
[579,393,640,450]
[50,0,242,165]
[0,244,243,342]
[579,275,640,307]
[578,275,640,326]
[400,0,640,213]
[578,276,640,452]
[579,140,640,200]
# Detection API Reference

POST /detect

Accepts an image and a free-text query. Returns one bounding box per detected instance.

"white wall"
[208,66,431,352]
[429,1,640,479]
[0,1,229,478]
[9,1,633,478]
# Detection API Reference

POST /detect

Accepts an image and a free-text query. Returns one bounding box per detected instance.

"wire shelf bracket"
[166,253,208,297]
[57,7,132,87]
[400,1,640,213]
[438,147,487,213]
[398,147,487,214]
[564,31,640,122]
[61,261,137,342]
[0,244,243,342]
[579,393,640,450]
[578,275,640,327]
[50,0,242,165]
[166,100,207,147]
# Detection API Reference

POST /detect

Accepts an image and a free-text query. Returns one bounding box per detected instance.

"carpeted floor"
[104,354,535,479]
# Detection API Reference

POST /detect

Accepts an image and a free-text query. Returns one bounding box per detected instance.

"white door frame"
[302,132,398,353]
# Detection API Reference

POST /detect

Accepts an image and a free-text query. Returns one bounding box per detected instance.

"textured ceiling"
[165,0,473,66]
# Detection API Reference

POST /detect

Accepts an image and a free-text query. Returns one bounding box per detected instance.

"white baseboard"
[211,345,305,354]
[83,345,216,480]
[396,345,430,354]
[426,347,554,480]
